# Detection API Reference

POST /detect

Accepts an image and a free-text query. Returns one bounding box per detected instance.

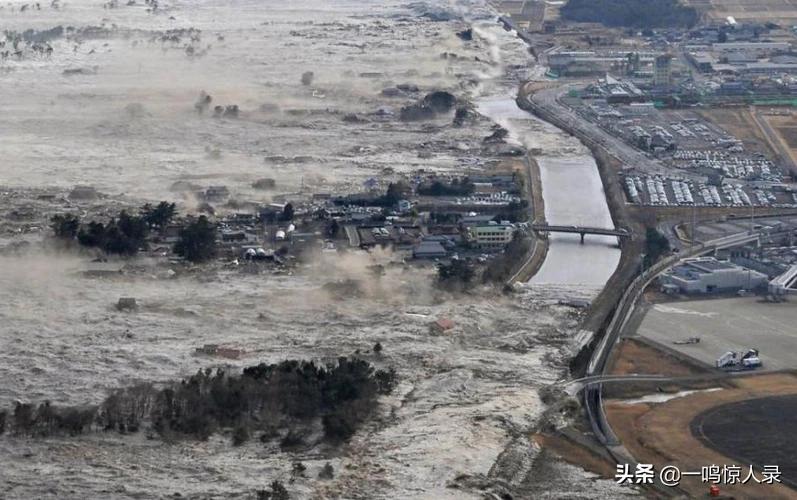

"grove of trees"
[416,178,475,197]
[2,358,398,446]
[50,201,178,256]
[560,0,699,29]
[173,215,217,263]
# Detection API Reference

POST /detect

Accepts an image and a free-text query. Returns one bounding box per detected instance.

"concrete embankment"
[508,155,549,284]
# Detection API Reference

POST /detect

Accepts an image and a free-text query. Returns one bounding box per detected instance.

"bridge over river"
[531,224,630,244]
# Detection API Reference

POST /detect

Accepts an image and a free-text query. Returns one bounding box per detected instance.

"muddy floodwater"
[0,0,633,498]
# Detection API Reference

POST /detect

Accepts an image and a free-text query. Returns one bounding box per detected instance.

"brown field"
[697,107,778,159]
[606,373,797,499]
[762,111,797,172]
[609,338,707,377]
[685,0,797,22]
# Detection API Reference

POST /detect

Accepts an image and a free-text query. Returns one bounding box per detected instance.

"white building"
[468,222,515,250]
[659,257,768,294]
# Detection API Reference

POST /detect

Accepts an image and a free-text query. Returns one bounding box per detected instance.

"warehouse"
[658,257,768,294]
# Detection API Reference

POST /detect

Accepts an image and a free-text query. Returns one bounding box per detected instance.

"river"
[475,31,620,295]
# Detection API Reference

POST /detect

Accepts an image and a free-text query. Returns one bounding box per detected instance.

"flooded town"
[2,0,797,498]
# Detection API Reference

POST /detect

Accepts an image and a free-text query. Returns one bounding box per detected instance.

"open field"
[762,111,797,175]
[636,297,797,370]
[697,108,779,162]
[609,337,708,377]
[693,394,797,488]
[606,373,797,499]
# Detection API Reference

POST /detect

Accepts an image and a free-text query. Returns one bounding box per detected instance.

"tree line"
[50,202,217,262]
[0,357,397,446]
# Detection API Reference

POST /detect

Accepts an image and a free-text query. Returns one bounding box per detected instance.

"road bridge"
[531,223,629,243]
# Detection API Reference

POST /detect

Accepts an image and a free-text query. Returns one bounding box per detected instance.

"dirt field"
[762,111,797,173]
[609,338,707,377]
[606,373,797,499]
[697,108,779,160]
[685,0,797,22]
[693,394,797,488]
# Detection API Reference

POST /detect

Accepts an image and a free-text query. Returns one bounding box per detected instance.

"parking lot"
[636,297,797,370]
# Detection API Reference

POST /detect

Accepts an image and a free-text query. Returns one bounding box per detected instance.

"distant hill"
[560,0,699,29]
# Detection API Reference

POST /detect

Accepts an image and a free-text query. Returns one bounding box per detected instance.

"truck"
[716,348,762,371]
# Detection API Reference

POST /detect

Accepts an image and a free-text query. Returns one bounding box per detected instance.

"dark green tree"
[644,227,671,268]
[318,462,334,480]
[141,201,177,229]
[77,221,107,248]
[270,480,290,500]
[281,203,294,222]
[50,213,80,240]
[382,181,409,206]
[437,259,475,288]
[174,216,217,263]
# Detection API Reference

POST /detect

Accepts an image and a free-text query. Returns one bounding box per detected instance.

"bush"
[232,424,250,446]
[270,481,290,500]
[291,461,306,478]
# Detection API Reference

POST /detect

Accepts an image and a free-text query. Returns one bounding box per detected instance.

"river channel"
[477,95,621,292]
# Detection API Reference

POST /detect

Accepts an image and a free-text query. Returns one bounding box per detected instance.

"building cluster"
[721,235,797,296]
[176,172,527,266]
[567,82,797,208]
[660,225,797,296]
[548,50,660,78]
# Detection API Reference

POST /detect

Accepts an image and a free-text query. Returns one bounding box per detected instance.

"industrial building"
[547,50,657,77]
[653,54,673,88]
[658,257,768,294]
